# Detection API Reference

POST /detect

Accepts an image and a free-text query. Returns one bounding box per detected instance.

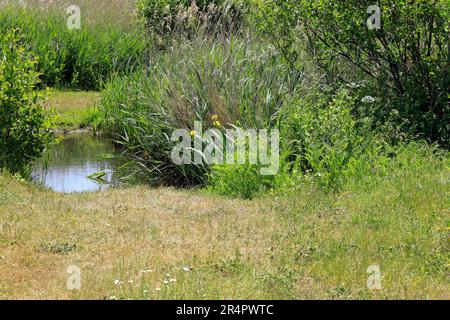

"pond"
[32,132,120,193]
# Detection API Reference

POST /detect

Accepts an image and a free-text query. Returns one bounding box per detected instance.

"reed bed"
[0,3,146,90]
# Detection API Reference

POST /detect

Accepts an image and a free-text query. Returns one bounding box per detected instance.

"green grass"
[0,5,147,90]
[1,0,448,301]
[0,146,448,299]
[44,90,101,131]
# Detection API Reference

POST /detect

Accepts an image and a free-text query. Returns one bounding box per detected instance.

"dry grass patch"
[0,178,281,299]
[0,164,448,299]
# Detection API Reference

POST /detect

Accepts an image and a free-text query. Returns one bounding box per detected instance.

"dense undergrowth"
[0,0,449,198]
[95,0,450,198]
[99,34,302,186]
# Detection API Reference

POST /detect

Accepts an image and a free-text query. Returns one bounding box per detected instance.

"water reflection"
[32,133,118,193]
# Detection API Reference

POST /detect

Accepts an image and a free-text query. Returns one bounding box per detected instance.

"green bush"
[0,29,55,175]
[281,88,384,189]
[0,7,147,90]
[207,163,269,199]
[256,0,450,147]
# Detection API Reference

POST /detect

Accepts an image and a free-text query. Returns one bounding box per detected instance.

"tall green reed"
[0,6,147,90]
[99,34,302,186]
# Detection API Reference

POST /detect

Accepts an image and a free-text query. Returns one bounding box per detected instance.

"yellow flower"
[213,121,221,127]
[190,130,197,137]
[211,114,219,121]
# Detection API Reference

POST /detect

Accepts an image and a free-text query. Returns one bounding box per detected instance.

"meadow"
[0,145,448,299]
[0,0,449,300]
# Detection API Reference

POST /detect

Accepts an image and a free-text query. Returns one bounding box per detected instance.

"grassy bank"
[44,90,100,131]
[0,146,448,299]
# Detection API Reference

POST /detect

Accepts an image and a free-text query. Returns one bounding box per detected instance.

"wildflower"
[143,290,148,294]
[163,280,169,284]
[211,114,219,121]
[170,278,177,283]
[127,280,134,284]
[190,130,197,137]
[155,287,161,291]
[361,96,375,103]
[140,269,153,274]
[213,120,221,128]
[182,267,190,272]
[347,82,360,89]
[114,280,123,286]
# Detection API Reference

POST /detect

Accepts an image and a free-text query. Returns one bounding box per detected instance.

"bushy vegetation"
[94,0,450,200]
[1,2,447,196]
[0,29,54,175]
[279,88,383,189]
[208,162,275,199]
[255,0,450,147]
[0,6,147,90]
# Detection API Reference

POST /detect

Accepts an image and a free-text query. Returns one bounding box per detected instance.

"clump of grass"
[37,242,77,255]
[207,163,274,199]
[98,34,301,186]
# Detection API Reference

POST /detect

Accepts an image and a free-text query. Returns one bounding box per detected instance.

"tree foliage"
[0,29,54,175]
[256,0,450,146]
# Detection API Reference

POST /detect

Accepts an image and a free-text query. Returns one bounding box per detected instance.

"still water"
[32,133,118,193]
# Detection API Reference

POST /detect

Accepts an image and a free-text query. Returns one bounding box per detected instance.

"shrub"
[207,163,268,199]
[281,88,383,189]
[255,0,450,147]
[0,29,55,175]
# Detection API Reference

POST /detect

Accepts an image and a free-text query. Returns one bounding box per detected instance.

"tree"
[256,0,449,146]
